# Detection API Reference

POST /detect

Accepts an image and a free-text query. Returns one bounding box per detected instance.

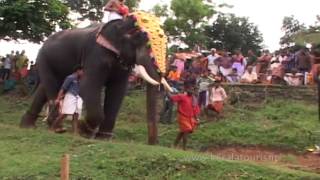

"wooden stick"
[61,154,70,180]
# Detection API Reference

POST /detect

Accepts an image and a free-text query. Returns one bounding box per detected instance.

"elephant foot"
[78,121,97,139]
[20,113,37,128]
[95,132,114,140]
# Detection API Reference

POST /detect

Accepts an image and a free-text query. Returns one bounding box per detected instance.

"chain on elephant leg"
[78,120,99,139]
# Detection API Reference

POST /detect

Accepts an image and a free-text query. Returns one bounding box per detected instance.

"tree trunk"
[146,84,159,145]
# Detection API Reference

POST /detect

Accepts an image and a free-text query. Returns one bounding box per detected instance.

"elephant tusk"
[161,78,174,93]
[134,65,160,86]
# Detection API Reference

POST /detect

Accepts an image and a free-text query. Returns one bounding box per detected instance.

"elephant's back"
[36,26,102,78]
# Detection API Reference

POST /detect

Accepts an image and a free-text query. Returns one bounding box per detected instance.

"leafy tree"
[204,13,263,54]
[162,0,216,49]
[0,0,71,43]
[151,4,169,18]
[65,0,141,21]
[280,15,306,46]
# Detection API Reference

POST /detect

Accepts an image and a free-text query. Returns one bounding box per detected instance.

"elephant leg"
[96,80,128,139]
[79,80,104,138]
[20,84,47,128]
[146,84,160,145]
[40,69,63,127]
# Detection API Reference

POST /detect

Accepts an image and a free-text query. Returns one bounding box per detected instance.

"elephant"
[20,15,172,144]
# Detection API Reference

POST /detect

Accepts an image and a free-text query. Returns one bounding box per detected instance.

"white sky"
[1,0,319,60]
[140,0,320,50]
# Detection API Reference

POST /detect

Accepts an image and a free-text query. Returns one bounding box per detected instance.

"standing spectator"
[2,55,11,80]
[232,51,245,76]
[160,91,175,124]
[27,62,38,92]
[241,66,258,84]
[219,56,233,78]
[172,55,185,73]
[16,50,28,71]
[256,50,272,75]
[197,71,213,111]
[0,57,4,81]
[207,81,228,118]
[51,65,84,133]
[167,66,180,88]
[171,89,200,150]
[296,48,311,74]
[246,50,258,67]
[207,48,220,75]
[167,66,180,82]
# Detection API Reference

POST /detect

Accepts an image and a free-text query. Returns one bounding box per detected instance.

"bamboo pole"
[61,154,70,180]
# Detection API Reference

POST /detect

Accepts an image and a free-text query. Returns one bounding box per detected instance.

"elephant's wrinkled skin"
[20,16,162,144]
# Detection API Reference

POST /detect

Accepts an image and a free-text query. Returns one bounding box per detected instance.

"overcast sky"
[141,0,320,50]
[1,0,319,60]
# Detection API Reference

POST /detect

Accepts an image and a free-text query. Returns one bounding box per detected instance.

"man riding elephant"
[20,15,172,144]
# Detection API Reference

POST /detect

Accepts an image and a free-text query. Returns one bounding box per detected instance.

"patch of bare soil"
[204,146,320,173]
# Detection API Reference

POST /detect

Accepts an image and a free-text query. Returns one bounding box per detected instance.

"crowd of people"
[159,46,320,124]
[0,50,38,92]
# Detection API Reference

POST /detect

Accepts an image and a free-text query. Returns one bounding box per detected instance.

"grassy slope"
[0,92,320,179]
[1,125,320,179]
[115,91,320,151]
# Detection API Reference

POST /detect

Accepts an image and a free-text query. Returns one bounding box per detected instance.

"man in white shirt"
[207,81,228,118]
[207,48,219,75]
[241,66,258,84]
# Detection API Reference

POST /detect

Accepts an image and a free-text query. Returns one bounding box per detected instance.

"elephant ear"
[130,31,149,48]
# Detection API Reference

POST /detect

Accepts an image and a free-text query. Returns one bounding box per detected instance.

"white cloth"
[209,87,227,103]
[61,93,83,115]
[284,73,303,86]
[219,66,233,77]
[4,58,11,69]
[207,54,219,75]
[241,71,258,83]
[102,11,123,23]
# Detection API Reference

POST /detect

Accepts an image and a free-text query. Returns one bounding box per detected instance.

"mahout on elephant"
[20,15,172,144]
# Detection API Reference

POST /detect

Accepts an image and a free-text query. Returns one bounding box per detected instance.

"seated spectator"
[207,81,228,118]
[241,66,258,84]
[226,68,240,83]
[284,69,303,86]
[271,62,285,85]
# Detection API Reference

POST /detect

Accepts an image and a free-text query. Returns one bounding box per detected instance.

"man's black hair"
[73,64,83,72]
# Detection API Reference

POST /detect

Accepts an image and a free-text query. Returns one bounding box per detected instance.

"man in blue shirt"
[51,65,84,133]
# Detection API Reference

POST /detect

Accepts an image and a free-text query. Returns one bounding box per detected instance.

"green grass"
[0,91,320,179]
[115,91,320,151]
[0,125,320,179]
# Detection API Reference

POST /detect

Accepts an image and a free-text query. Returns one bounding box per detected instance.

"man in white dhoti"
[51,65,84,133]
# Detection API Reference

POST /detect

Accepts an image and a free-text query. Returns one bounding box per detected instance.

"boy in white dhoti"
[51,65,84,133]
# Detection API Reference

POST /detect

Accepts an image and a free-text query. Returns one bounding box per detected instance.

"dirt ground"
[205,146,320,173]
